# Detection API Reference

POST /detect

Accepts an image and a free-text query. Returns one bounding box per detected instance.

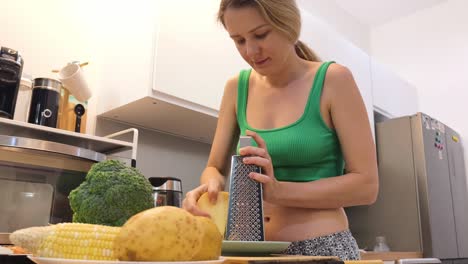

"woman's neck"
[258,53,309,89]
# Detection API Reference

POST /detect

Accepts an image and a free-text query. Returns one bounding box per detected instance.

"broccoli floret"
[69,160,153,226]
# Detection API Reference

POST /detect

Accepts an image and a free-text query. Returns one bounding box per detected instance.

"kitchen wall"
[1,0,97,132]
[95,118,212,195]
[369,0,468,177]
[296,0,371,52]
[0,0,159,134]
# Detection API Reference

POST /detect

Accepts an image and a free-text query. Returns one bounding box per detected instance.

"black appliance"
[0,46,24,119]
[28,78,61,128]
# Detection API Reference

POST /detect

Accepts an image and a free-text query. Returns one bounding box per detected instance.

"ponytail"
[295,40,321,62]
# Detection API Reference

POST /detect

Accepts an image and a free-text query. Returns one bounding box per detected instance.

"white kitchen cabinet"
[300,9,375,134]
[98,0,247,144]
[371,58,419,118]
[153,0,249,111]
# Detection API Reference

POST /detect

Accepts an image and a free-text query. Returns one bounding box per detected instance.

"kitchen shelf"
[99,93,219,144]
[0,118,133,154]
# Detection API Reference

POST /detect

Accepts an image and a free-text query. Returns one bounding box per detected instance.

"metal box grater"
[225,136,265,241]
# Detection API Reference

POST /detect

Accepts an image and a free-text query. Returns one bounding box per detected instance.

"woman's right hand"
[182,178,222,217]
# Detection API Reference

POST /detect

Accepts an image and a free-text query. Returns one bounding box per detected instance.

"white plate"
[221,240,291,256]
[28,256,225,264]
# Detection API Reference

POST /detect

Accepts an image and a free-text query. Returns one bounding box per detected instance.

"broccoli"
[69,160,154,226]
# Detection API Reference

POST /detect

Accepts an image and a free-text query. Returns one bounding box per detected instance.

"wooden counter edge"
[360,252,423,261]
[222,255,340,264]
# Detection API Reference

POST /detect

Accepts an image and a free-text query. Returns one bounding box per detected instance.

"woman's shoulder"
[220,73,242,110]
[324,62,355,85]
[304,61,354,87]
[311,62,356,96]
[321,62,364,115]
[224,74,240,96]
[224,68,252,93]
[226,74,239,87]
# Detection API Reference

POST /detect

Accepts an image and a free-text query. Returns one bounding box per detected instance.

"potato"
[197,192,229,236]
[114,206,204,261]
[191,217,223,261]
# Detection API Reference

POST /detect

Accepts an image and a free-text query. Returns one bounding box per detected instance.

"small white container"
[13,75,33,122]
[58,63,92,102]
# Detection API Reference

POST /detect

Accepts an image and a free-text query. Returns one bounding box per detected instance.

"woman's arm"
[245,64,378,209]
[183,76,240,215]
[201,76,240,189]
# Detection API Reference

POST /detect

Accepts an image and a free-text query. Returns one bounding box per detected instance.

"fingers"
[243,154,274,184]
[239,146,268,157]
[207,183,219,204]
[242,149,274,176]
[246,130,267,150]
[195,183,209,194]
[239,131,274,177]
[248,172,273,184]
[239,130,270,158]
[185,203,211,218]
[242,156,271,168]
[182,185,211,217]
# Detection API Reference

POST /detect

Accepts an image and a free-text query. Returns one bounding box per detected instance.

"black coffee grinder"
[0,46,24,119]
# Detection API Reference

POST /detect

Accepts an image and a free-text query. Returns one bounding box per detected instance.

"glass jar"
[373,236,390,252]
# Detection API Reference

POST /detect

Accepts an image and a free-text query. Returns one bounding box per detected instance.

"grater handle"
[239,135,253,149]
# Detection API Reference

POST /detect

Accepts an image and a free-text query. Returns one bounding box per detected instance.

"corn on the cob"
[9,225,54,254]
[10,223,121,261]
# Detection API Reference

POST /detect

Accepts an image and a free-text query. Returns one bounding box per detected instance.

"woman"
[183,0,378,260]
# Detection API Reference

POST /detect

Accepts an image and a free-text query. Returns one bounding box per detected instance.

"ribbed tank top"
[237,61,344,182]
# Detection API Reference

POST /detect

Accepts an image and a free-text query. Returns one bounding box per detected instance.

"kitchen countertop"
[221,252,421,263]
[223,255,341,264]
[360,252,423,261]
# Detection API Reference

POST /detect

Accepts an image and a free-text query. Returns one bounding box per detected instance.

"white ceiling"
[332,0,448,26]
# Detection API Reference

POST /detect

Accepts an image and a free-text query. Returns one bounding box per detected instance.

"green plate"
[221,240,291,256]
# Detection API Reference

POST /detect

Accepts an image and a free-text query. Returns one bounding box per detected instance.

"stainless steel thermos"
[148,177,183,207]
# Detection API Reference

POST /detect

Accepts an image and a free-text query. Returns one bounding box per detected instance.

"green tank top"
[237,61,344,182]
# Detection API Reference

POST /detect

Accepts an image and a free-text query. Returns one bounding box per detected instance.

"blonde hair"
[218,0,320,62]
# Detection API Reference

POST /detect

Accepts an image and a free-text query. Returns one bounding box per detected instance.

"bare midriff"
[263,201,349,242]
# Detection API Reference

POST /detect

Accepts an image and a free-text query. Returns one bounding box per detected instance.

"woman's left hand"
[239,130,280,203]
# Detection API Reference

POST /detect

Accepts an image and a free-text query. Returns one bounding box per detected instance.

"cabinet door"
[153,0,248,111]
[371,58,419,117]
[300,9,375,134]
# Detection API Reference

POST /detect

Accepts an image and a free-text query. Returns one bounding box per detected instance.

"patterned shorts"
[281,230,360,260]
